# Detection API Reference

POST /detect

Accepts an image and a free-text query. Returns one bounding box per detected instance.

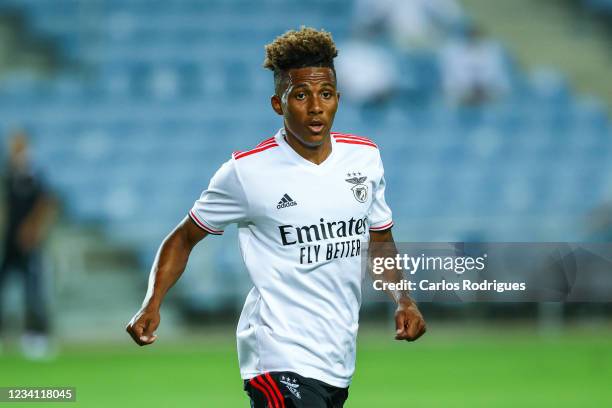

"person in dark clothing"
[0,131,56,359]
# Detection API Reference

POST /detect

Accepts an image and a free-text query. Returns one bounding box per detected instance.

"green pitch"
[0,325,610,407]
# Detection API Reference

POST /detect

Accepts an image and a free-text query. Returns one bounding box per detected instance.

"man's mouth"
[307,121,325,133]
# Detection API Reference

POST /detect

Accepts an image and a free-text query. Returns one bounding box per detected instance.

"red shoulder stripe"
[255,139,277,149]
[334,139,378,149]
[331,132,375,144]
[332,133,378,148]
[233,137,276,157]
[256,136,276,147]
[234,143,279,160]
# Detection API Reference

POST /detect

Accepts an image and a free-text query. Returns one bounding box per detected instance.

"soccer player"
[126,27,426,407]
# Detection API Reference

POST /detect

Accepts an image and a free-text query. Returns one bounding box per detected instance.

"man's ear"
[271,95,283,116]
[337,91,341,103]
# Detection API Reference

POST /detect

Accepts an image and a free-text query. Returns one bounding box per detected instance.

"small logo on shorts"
[280,376,301,399]
[277,194,298,209]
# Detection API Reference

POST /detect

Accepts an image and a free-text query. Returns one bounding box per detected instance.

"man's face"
[271,67,340,147]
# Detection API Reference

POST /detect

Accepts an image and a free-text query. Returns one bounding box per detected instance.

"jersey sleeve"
[189,158,248,235]
[368,152,393,232]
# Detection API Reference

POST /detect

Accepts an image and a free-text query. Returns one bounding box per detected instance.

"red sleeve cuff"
[369,220,393,231]
[189,210,224,235]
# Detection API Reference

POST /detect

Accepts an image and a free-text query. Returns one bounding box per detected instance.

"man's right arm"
[126,216,208,346]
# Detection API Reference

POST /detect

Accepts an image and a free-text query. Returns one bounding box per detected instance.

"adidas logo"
[277,193,297,209]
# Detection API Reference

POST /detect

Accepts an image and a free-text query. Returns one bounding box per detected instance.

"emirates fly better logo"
[345,172,368,203]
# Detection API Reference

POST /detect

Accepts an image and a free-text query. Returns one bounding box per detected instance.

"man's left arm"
[369,229,427,341]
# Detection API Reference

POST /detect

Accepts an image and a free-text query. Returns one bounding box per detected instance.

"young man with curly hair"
[126,27,426,407]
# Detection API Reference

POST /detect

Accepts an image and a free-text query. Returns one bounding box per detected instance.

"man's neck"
[283,128,332,165]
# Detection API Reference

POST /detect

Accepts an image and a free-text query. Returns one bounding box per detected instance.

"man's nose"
[309,96,324,115]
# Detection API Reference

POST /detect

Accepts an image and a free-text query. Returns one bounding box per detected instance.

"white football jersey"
[189,129,393,387]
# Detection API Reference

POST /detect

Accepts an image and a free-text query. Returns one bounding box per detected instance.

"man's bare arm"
[369,229,427,342]
[126,216,208,346]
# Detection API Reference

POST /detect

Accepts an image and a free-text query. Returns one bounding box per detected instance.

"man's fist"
[126,308,160,346]
[394,298,426,341]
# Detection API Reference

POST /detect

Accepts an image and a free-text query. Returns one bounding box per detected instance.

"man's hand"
[394,298,426,341]
[125,217,207,347]
[126,308,160,346]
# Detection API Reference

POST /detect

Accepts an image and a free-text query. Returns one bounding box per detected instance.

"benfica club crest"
[345,173,368,203]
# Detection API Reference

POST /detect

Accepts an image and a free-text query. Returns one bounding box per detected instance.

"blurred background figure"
[335,37,398,111]
[352,0,464,49]
[439,25,510,106]
[0,130,57,360]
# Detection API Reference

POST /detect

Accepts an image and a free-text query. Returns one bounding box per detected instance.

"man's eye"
[295,93,306,100]
[322,91,332,98]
